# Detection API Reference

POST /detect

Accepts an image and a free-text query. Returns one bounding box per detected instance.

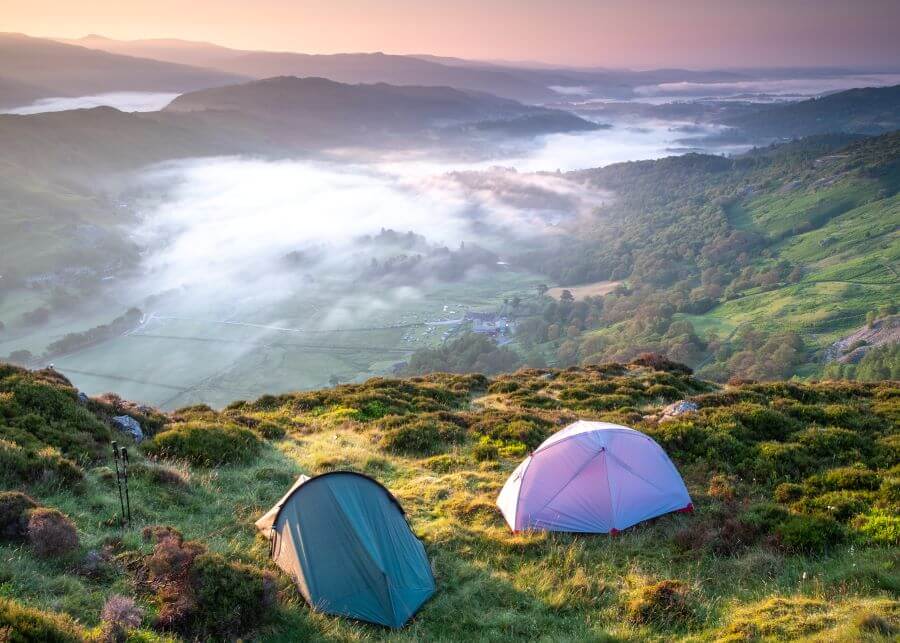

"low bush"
[853,509,900,546]
[879,476,899,508]
[189,552,275,639]
[139,527,273,640]
[422,454,467,473]
[487,380,519,394]
[625,579,695,627]
[646,384,681,401]
[100,594,143,641]
[707,474,737,501]
[0,437,83,486]
[142,423,261,466]
[580,393,633,411]
[795,427,866,463]
[629,353,692,375]
[0,491,38,540]
[378,414,467,455]
[470,413,551,451]
[129,462,189,488]
[872,434,900,468]
[26,508,79,557]
[714,404,799,441]
[0,597,83,642]
[773,483,804,503]
[792,490,874,522]
[752,441,813,481]
[803,465,880,493]
[775,514,844,553]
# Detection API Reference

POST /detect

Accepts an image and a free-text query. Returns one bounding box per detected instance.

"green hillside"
[514,131,900,381]
[0,360,897,640]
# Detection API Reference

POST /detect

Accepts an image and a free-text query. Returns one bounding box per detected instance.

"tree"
[560,289,575,303]
[536,284,549,297]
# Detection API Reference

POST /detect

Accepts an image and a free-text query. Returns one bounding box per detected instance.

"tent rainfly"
[256,471,435,628]
[497,421,692,533]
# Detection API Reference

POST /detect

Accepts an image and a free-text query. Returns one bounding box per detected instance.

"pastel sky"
[8,0,900,68]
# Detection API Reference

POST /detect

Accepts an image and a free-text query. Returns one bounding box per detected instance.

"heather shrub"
[0,597,83,642]
[129,462,189,488]
[100,594,143,641]
[671,521,711,553]
[723,402,800,442]
[803,465,880,492]
[712,516,762,556]
[630,353,692,374]
[792,490,874,522]
[471,414,550,450]
[691,390,767,408]
[646,384,681,400]
[872,433,900,468]
[625,579,695,627]
[773,482,804,503]
[142,423,261,466]
[753,441,812,481]
[189,552,274,639]
[741,502,790,533]
[0,491,38,540]
[853,509,900,546]
[487,380,519,394]
[879,476,900,508]
[422,454,467,473]
[378,414,466,455]
[707,474,737,501]
[26,508,79,557]
[0,437,83,486]
[794,427,866,463]
[775,514,844,553]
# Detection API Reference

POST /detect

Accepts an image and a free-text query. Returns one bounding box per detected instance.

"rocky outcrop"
[111,415,143,443]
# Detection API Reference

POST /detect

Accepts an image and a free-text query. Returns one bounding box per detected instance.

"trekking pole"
[120,446,132,525]
[111,441,126,526]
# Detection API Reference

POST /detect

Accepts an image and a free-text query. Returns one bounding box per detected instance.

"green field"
[1,270,545,409]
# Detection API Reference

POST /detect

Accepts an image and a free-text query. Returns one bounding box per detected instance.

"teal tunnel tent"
[256,471,435,628]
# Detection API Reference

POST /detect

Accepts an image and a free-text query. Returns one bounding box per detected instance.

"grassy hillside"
[1,359,897,640]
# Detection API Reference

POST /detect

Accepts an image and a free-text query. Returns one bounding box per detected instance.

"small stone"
[660,400,698,422]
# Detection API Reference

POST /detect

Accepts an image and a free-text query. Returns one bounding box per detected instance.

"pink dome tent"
[497,421,692,533]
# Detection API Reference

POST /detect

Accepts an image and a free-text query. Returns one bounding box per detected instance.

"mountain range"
[0,33,244,108]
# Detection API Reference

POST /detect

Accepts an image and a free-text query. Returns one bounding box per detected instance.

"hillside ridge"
[1,358,897,640]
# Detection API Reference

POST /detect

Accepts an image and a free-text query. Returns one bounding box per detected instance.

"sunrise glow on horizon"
[7,0,900,69]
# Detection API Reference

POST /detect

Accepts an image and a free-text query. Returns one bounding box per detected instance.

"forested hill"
[723,84,900,139]
[509,131,899,381]
[0,359,897,640]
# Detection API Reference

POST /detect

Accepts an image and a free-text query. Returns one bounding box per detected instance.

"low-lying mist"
[2,91,180,115]
[42,113,744,406]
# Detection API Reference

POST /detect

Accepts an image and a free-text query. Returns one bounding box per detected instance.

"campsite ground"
[1,360,896,641]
